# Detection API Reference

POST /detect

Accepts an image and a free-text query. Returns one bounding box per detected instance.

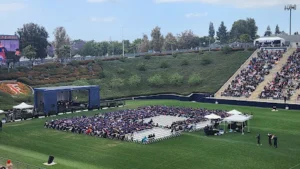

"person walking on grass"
[257,134,262,146]
[272,135,278,148]
[268,133,272,146]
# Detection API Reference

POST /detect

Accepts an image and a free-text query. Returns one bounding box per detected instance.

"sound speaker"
[48,155,54,164]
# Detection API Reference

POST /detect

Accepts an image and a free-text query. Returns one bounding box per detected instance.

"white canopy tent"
[0,110,4,114]
[223,114,253,134]
[204,113,221,120]
[13,102,34,110]
[254,37,285,46]
[227,109,242,115]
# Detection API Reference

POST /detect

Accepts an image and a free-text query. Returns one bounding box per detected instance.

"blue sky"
[1,0,300,42]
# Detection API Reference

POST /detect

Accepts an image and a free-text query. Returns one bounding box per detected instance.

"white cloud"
[154,0,300,8]
[90,17,116,22]
[185,12,208,18]
[0,3,25,12]
[87,0,117,3]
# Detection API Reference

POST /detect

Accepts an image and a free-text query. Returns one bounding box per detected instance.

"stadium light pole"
[284,4,297,35]
[122,27,125,57]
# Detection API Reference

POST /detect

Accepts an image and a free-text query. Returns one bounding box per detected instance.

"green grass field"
[0,100,300,169]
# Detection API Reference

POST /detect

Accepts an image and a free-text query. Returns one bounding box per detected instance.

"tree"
[54,27,70,60]
[150,26,164,52]
[199,36,210,47]
[71,39,86,56]
[209,22,215,39]
[132,38,142,53]
[177,30,197,49]
[140,34,150,53]
[264,26,272,36]
[164,33,177,51]
[57,45,71,62]
[239,34,251,43]
[16,23,49,59]
[230,18,257,41]
[217,21,228,44]
[22,45,37,67]
[275,25,281,35]
[246,18,258,40]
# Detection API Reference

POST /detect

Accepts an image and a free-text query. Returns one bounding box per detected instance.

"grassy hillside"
[0,51,252,109]
[45,51,252,99]
[0,100,300,169]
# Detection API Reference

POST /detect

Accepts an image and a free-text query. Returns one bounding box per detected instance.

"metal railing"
[0,157,46,169]
[0,43,256,68]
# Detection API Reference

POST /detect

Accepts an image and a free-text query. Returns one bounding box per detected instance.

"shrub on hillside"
[128,75,141,87]
[222,45,232,54]
[137,63,146,71]
[17,77,34,85]
[200,57,213,66]
[99,71,106,79]
[16,66,30,72]
[172,53,178,58]
[88,79,102,85]
[160,61,169,69]
[14,94,33,103]
[95,59,103,65]
[169,73,183,86]
[119,57,126,62]
[144,55,151,60]
[247,47,256,51]
[188,74,201,86]
[69,60,80,67]
[110,78,124,88]
[148,74,164,87]
[73,80,89,86]
[181,59,189,66]
[117,68,125,74]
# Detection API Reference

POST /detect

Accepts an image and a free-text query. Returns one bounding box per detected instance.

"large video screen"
[0,40,19,52]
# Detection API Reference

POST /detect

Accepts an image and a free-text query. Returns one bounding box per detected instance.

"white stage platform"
[132,127,173,141]
[143,115,187,126]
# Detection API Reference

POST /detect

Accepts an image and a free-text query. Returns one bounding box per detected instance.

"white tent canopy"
[223,114,253,134]
[0,110,4,114]
[205,113,221,119]
[223,114,252,123]
[13,102,34,109]
[227,109,242,115]
[254,37,285,45]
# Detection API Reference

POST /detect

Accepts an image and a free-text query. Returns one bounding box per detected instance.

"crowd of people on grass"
[44,106,229,141]
[222,49,285,97]
[260,51,300,100]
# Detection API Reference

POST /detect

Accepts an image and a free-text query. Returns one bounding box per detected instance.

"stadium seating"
[221,49,285,98]
[260,51,300,100]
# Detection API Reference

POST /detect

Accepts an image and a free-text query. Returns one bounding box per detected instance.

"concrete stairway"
[289,88,300,103]
[214,49,259,98]
[249,48,296,99]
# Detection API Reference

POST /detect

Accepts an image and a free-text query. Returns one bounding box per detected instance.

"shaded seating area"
[223,113,253,134]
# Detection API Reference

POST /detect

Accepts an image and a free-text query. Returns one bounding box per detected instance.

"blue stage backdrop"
[34,85,100,115]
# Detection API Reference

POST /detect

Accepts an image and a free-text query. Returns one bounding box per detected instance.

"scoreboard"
[0,35,19,52]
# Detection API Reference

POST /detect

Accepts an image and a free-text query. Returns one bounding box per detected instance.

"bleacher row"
[221,49,285,98]
[260,50,300,100]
